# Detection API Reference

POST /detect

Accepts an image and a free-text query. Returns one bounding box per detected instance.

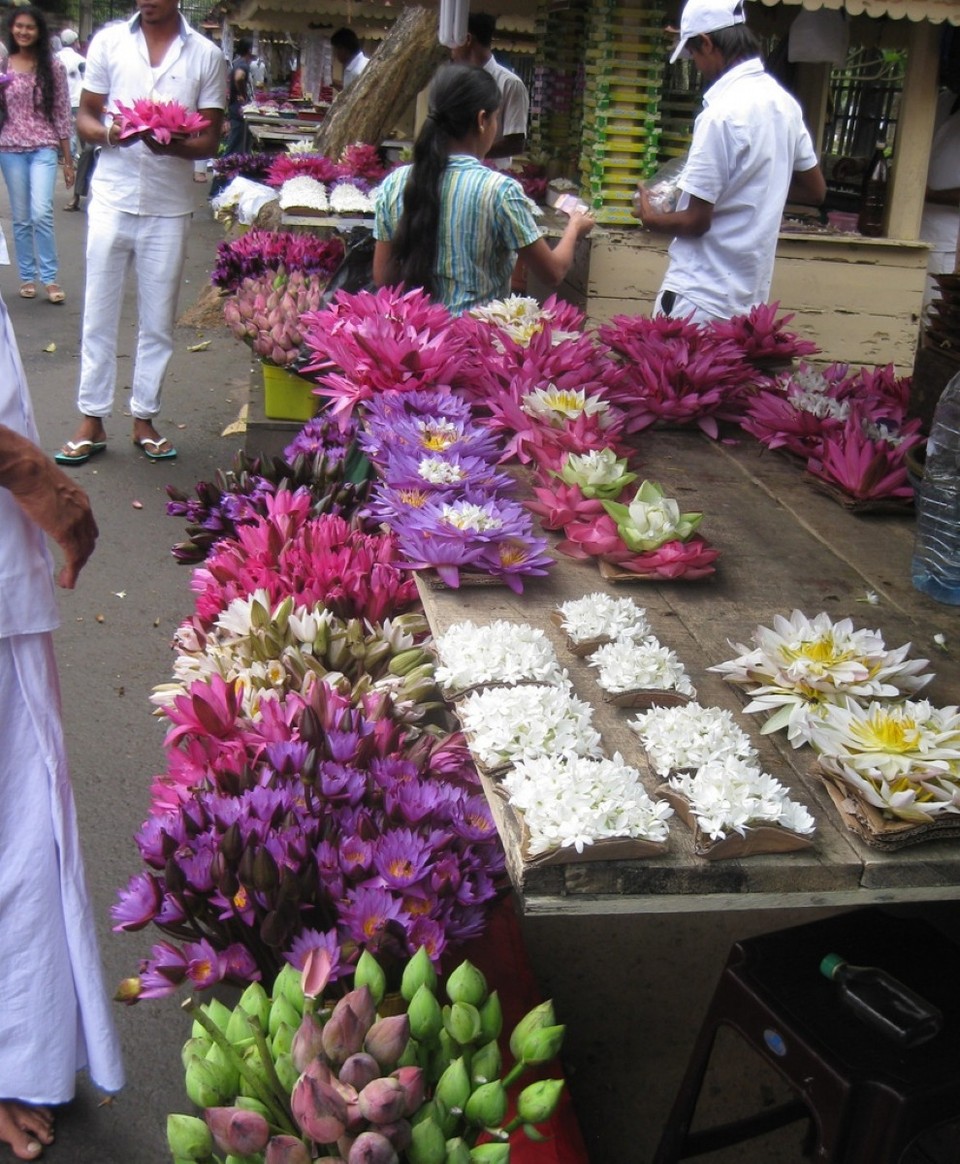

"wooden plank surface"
[415,430,960,915]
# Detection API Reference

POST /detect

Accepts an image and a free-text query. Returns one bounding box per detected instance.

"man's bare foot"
[0,1100,54,1159]
[132,419,177,460]
[56,416,108,464]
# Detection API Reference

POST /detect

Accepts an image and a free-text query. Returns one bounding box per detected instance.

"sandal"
[46,284,65,304]
[133,435,177,461]
[19,282,36,298]
[54,438,107,465]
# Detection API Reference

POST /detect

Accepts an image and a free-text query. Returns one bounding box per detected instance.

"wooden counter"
[415,430,960,916]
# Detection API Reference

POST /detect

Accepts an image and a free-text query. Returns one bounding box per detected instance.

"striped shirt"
[374,154,543,316]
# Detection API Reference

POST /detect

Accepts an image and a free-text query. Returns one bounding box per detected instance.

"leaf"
[43,342,56,353]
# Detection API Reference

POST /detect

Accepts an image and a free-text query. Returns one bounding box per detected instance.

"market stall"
[416,428,960,914]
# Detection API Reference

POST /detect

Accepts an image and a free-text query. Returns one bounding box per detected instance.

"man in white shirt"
[331,28,369,91]
[56,0,225,464]
[634,0,825,322]
[57,29,85,160]
[450,12,529,168]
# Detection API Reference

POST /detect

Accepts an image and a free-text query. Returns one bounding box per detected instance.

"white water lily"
[457,683,602,769]
[469,295,547,347]
[434,620,565,693]
[559,448,637,500]
[521,384,610,426]
[710,610,933,745]
[630,702,757,777]
[416,417,462,451]
[556,593,650,644]
[602,480,702,553]
[501,751,673,854]
[588,636,695,697]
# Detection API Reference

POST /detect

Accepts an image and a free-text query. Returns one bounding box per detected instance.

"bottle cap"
[820,953,845,979]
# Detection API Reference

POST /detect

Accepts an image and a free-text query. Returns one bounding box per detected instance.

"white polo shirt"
[662,58,818,320]
[484,55,529,169]
[85,14,225,217]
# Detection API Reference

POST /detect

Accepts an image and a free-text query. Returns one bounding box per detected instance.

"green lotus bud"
[508,1001,556,1061]
[273,962,305,1017]
[194,997,233,1040]
[516,1078,564,1125]
[407,984,443,1043]
[463,1080,508,1129]
[181,1036,210,1070]
[444,1137,472,1164]
[469,1144,510,1163]
[429,1030,459,1082]
[224,1155,262,1164]
[167,1114,213,1161]
[204,1042,240,1096]
[434,1058,470,1115]
[272,1020,296,1060]
[396,1038,419,1069]
[185,1056,228,1109]
[354,949,387,1007]
[445,961,487,1007]
[407,1116,446,1164]
[269,995,302,1041]
[238,982,271,1030]
[469,1041,501,1087]
[478,993,502,1044]
[237,1046,271,1100]
[401,947,438,1002]
[234,1097,272,1120]
[519,1024,565,1065]
[226,1003,255,1046]
[443,1002,481,1048]
[274,1051,300,1095]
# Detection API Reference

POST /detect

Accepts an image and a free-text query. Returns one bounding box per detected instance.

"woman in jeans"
[0,6,73,304]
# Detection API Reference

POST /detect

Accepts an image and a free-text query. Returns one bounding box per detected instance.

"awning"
[754,0,960,23]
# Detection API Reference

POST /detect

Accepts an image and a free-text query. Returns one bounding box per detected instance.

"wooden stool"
[653,909,960,1163]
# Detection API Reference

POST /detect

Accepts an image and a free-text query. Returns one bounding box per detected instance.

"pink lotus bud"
[376,1120,411,1151]
[340,1052,380,1091]
[290,1071,347,1144]
[347,1130,399,1164]
[291,1013,325,1074]
[344,1099,364,1133]
[357,1077,407,1125]
[390,1066,425,1117]
[271,345,289,365]
[363,1015,410,1073]
[265,1136,312,1164]
[341,987,377,1035]
[204,1107,270,1156]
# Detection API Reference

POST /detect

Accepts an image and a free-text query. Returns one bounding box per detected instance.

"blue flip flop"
[54,439,107,465]
[134,436,177,461]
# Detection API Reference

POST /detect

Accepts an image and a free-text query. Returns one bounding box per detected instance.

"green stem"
[181,999,296,1135]
[245,1009,296,1119]
[502,1061,527,1089]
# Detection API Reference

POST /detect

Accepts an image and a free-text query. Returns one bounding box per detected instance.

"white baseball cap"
[60,28,78,45]
[670,0,746,63]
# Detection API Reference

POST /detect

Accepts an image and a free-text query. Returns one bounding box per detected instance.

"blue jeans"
[0,148,59,285]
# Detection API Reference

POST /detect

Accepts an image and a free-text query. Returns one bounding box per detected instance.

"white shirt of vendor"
[920,90,960,311]
[484,55,529,169]
[83,12,226,217]
[343,50,370,90]
[661,58,818,320]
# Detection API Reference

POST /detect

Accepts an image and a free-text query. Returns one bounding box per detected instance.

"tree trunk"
[313,6,446,158]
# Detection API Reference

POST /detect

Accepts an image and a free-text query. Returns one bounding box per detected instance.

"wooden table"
[415,430,960,917]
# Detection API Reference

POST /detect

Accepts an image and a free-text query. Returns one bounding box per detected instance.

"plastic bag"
[318,225,375,306]
[638,157,687,214]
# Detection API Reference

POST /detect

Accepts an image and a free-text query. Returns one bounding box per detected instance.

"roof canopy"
[757,0,960,22]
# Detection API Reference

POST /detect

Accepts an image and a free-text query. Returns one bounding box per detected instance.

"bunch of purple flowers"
[212,229,345,293]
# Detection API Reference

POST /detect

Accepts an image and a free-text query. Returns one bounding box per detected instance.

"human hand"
[63,162,75,188]
[632,185,651,225]
[569,210,596,238]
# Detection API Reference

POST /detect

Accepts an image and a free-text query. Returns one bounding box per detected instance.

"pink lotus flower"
[709,302,820,364]
[265,151,341,187]
[111,97,209,143]
[524,481,606,531]
[556,513,625,559]
[807,419,920,501]
[601,534,720,579]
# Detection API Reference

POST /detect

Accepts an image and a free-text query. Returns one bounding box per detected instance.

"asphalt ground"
[6,180,959,1164]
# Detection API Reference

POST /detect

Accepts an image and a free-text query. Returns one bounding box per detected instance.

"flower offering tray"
[808,478,915,516]
[488,781,668,868]
[656,786,815,861]
[418,570,507,590]
[603,689,693,709]
[597,558,714,584]
[816,767,960,851]
[548,610,612,657]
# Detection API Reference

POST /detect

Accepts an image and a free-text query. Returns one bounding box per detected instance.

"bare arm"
[788,164,827,206]
[0,425,98,589]
[78,89,224,160]
[633,187,714,237]
[519,210,595,288]
[76,88,113,148]
[486,132,525,161]
[373,240,397,288]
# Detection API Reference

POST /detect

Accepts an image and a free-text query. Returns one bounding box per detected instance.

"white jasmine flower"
[439,502,503,532]
[556,593,649,644]
[501,751,673,854]
[934,633,948,652]
[328,181,375,215]
[588,635,695,696]
[457,683,602,769]
[418,457,466,485]
[278,176,329,211]
[856,590,880,605]
[434,620,565,693]
[630,702,756,777]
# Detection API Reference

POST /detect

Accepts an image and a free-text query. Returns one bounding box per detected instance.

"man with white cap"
[634,0,826,322]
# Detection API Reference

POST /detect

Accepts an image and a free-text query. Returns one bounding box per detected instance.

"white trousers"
[77,199,191,420]
[0,633,124,1101]
[654,288,723,325]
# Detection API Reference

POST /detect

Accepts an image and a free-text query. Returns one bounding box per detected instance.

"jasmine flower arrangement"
[555,592,650,646]
[457,683,602,771]
[588,636,695,698]
[501,752,673,855]
[278,175,329,212]
[434,619,566,694]
[630,701,757,777]
[328,179,376,215]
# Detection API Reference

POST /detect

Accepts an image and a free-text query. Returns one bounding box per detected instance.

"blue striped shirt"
[374,155,543,315]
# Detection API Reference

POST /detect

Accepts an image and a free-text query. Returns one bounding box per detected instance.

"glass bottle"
[857,141,889,237]
[912,371,960,604]
[820,953,943,1047]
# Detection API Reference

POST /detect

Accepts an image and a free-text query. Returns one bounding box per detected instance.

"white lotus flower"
[521,384,610,426]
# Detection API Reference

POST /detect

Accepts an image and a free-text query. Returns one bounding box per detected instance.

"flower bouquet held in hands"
[110,97,210,143]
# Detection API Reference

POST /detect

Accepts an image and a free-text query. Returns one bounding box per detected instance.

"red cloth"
[454,895,591,1164]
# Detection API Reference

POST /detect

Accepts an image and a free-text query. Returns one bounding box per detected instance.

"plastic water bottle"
[912,371,960,604]
[820,953,943,1047]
